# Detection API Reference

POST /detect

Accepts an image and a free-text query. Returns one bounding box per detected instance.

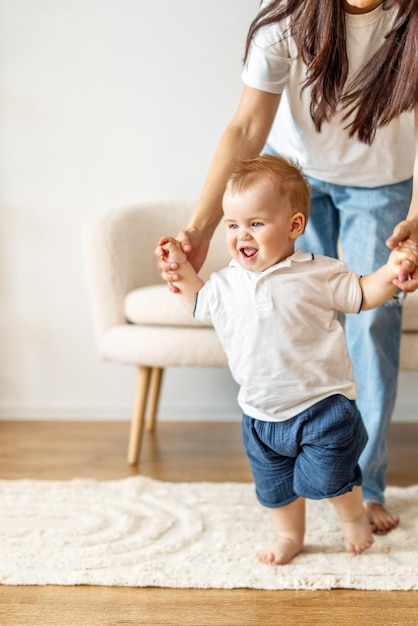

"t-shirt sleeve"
[193,283,213,325]
[241,19,292,94]
[328,263,363,314]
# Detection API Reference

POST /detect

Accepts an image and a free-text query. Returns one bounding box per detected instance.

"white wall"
[0,0,255,421]
[0,0,415,423]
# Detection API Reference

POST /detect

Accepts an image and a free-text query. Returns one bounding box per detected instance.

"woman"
[158,0,418,534]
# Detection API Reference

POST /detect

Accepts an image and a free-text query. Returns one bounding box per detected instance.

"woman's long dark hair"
[244,0,418,144]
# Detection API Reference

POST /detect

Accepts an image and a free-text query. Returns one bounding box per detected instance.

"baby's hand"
[156,236,187,266]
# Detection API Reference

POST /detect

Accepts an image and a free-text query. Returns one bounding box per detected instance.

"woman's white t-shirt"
[242,3,415,187]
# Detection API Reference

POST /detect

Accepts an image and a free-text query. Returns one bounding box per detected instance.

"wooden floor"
[0,419,417,626]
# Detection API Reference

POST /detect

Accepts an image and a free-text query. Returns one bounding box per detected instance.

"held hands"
[155,236,185,292]
[155,235,205,312]
[155,228,210,293]
[156,237,188,290]
[386,218,418,292]
[157,236,188,264]
[389,238,418,290]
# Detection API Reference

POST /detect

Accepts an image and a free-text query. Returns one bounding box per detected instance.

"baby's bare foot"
[341,508,374,555]
[257,537,303,566]
[364,502,400,535]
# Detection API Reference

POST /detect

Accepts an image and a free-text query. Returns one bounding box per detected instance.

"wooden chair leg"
[127,366,152,465]
[146,367,164,432]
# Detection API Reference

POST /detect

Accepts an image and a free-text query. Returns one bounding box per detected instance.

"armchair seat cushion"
[124,285,211,328]
[100,323,227,367]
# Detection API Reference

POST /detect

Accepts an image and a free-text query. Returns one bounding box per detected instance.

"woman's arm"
[186,86,281,244]
[385,101,418,292]
[157,86,281,288]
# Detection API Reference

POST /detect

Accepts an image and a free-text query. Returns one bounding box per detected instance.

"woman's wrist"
[185,221,219,242]
[187,199,224,239]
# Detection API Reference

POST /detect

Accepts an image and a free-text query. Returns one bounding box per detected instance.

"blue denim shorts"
[242,395,368,508]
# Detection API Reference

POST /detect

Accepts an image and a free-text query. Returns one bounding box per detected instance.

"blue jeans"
[298,176,412,505]
[242,395,368,508]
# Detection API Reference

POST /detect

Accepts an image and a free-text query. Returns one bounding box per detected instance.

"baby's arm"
[157,237,205,313]
[360,240,418,310]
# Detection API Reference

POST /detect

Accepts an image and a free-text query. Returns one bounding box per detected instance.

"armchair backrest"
[83,199,230,338]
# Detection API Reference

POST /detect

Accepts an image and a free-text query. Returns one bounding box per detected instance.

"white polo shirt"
[194,250,362,422]
[242,3,415,187]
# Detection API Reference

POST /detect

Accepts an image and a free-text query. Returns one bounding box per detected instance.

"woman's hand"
[386,218,418,292]
[156,228,210,293]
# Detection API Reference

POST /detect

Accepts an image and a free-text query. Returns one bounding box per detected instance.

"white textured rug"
[0,476,417,590]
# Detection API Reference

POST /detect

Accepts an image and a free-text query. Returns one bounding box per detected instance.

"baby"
[157,154,418,565]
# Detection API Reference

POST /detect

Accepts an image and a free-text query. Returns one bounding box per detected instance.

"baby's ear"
[290,212,305,239]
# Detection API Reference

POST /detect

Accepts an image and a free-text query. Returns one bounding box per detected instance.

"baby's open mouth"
[240,247,258,258]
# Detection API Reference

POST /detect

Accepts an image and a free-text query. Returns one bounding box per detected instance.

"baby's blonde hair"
[226,154,311,220]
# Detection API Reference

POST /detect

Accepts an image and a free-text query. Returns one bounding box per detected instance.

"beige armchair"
[83,199,418,465]
[83,200,229,465]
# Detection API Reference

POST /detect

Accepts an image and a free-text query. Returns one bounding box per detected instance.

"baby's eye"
[228,223,239,230]
[252,221,264,228]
